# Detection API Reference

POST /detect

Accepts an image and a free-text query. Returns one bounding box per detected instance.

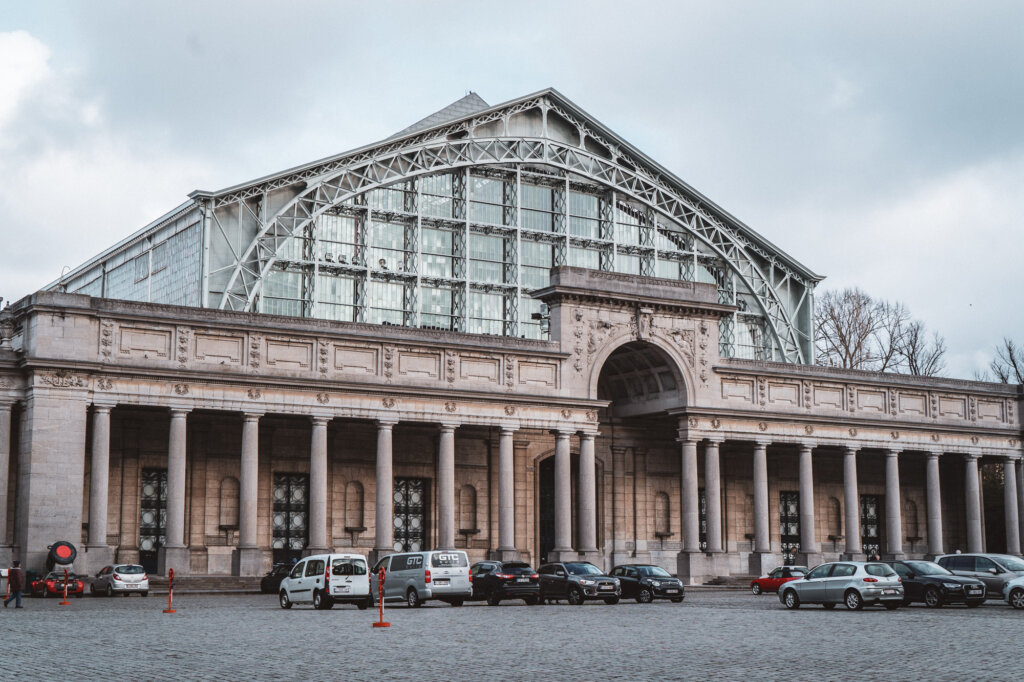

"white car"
[91,564,150,597]
[279,553,371,610]
[1002,575,1024,610]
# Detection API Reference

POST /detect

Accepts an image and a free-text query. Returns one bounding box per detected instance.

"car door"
[610,567,630,597]
[471,562,494,599]
[95,566,112,592]
[890,562,919,601]
[824,564,857,603]
[302,559,326,602]
[285,561,306,601]
[538,564,556,597]
[766,568,783,591]
[974,557,1003,596]
[799,564,832,602]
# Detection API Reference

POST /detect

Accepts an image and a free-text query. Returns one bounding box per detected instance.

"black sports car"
[887,560,986,607]
[260,563,293,594]
[538,561,620,605]
[610,564,685,603]
[469,560,540,605]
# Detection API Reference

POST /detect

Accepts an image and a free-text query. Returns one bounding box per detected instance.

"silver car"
[779,562,903,610]
[91,564,149,597]
[936,553,1024,600]
[1001,574,1024,610]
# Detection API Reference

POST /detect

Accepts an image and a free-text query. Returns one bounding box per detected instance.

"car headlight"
[580,579,596,586]
[942,582,961,590]
[650,580,661,587]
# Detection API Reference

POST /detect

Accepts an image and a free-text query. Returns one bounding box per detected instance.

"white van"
[371,550,472,607]
[278,553,371,610]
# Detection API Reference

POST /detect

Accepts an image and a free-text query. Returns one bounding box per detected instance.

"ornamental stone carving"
[173,383,189,396]
[969,397,977,422]
[445,350,457,383]
[96,377,114,391]
[247,388,262,400]
[504,405,516,416]
[585,410,598,422]
[99,319,114,361]
[711,418,722,429]
[317,393,330,404]
[849,428,858,437]
[931,434,941,442]
[249,334,262,370]
[383,346,395,382]
[758,422,768,432]
[890,431,900,440]
[444,401,457,413]
[40,370,88,388]
[561,409,573,419]
[176,326,191,366]
[318,339,330,376]
[757,377,767,407]
[504,355,515,390]
[804,424,814,435]
[381,397,395,408]
[688,417,699,428]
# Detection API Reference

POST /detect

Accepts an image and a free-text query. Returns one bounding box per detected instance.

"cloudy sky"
[1,1,1021,379]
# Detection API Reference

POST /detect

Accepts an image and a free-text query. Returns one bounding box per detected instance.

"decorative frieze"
[40,370,88,388]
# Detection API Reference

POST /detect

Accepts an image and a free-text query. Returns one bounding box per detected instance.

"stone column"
[680,439,700,553]
[578,431,598,557]
[495,427,518,560]
[550,430,574,560]
[883,449,904,559]
[797,442,821,565]
[748,440,775,575]
[1004,456,1021,556]
[840,447,862,559]
[964,454,983,553]
[437,423,457,550]
[85,405,115,573]
[0,401,13,562]
[372,419,397,562]
[925,452,944,558]
[306,416,330,555]
[234,413,262,575]
[1017,459,1024,554]
[158,408,190,576]
[703,438,723,554]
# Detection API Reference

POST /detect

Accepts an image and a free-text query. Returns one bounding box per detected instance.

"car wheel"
[106,585,113,598]
[449,599,464,607]
[884,601,900,610]
[141,592,148,598]
[924,587,943,608]
[76,593,83,599]
[844,590,864,611]
[279,590,292,609]
[407,588,421,608]
[965,599,984,608]
[822,602,836,610]
[751,583,762,596]
[637,588,653,604]
[1007,588,1024,610]
[670,597,684,603]
[783,589,800,609]
[487,591,501,606]
[525,596,539,606]
[567,586,584,606]
[603,597,619,605]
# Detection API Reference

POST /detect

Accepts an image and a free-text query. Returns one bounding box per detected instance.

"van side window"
[390,555,410,572]
[290,562,305,579]
[305,559,325,577]
[373,556,390,573]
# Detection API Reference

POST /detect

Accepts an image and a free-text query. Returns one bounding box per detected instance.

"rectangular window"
[420,286,454,330]
[656,259,681,279]
[520,240,552,290]
[421,174,455,219]
[469,176,505,225]
[615,253,639,275]
[521,184,554,232]
[568,191,599,239]
[318,214,357,264]
[467,291,503,335]
[422,228,454,278]
[366,280,404,325]
[468,233,506,284]
[568,246,600,270]
[263,269,303,317]
[316,274,356,322]
[134,253,150,282]
[151,242,168,274]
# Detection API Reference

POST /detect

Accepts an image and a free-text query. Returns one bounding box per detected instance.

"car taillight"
[496,573,515,580]
[468,572,472,583]
[425,569,431,584]
[896,577,901,582]
[863,577,878,582]
[142,574,148,581]
[113,573,121,581]
[531,573,539,579]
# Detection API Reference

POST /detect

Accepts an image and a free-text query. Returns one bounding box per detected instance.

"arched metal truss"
[208,93,816,363]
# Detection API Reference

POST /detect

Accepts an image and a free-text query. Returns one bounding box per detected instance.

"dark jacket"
[7,567,23,591]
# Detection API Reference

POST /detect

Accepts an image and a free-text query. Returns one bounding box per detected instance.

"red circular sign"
[55,545,72,559]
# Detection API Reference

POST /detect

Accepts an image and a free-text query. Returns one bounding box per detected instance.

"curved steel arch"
[216,136,806,363]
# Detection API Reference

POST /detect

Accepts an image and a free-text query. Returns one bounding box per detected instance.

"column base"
[158,546,191,577]
[82,545,115,575]
[924,552,944,561]
[490,547,522,562]
[796,551,823,568]
[577,549,602,565]
[840,552,866,561]
[748,551,778,576]
[233,547,266,577]
[881,552,905,561]
[0,545,12,570]
[369,548,394,566]
[302,545,331,558]
[676,551,719,585]
[547,547,578,563]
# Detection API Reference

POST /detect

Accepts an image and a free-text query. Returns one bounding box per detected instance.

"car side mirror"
[555,571,565,577]
[989,568,1000,575]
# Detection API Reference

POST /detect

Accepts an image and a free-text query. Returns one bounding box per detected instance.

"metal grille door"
[698,488,708,552]
[272,474,309,564]
[139,469,167,574]
[780,491,800,564]
[860,495,881,558]
[393,478,427,552]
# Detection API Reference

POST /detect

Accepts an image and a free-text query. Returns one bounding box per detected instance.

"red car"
[31,571,85,598]
[750,565,807,595]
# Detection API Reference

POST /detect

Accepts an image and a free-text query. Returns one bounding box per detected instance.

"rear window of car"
[431,552,468,568]
[865,564,896,577]
[332,559,366,576]
[115,565,145,574]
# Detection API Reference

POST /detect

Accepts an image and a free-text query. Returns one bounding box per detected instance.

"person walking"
[3,560,24,608]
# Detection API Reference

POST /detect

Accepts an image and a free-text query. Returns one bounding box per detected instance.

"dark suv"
[469,561,540,605]
[538,561,620,605]
[610,564,685,603]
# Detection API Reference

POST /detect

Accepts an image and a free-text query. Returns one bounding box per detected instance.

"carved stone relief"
[40,370,88,388]
[99,319,114,361]
[176,326,191,366]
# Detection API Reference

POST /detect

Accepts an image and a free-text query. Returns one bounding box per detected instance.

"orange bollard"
[163,567,176,613]
[372,566,389,628]
[58,567,71,605]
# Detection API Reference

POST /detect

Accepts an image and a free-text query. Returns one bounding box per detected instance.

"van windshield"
[332,559,367,576]
[431,552,468,568]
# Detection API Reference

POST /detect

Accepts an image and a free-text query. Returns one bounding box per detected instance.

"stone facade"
[0,269,1021,582]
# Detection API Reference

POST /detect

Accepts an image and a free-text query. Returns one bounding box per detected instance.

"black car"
[469,561,540,605]
[260,564,293,594]
[886,560,986,608]
[610,564,685,603]
[538,561,620,605]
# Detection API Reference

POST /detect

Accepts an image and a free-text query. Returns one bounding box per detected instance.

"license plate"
[666,589,678,594]
[334,586,350,593]
[517,578,530,583]
[599,585,614,590]
[883,589,897,594]
[434,579,450,586]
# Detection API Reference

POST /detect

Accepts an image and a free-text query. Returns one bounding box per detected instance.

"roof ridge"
[388,92,490,139]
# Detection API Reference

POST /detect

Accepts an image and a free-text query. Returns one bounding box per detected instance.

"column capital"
[799,441,815,452]
[376,417,399,429]
[578,430,598,441]
[1005,453,1023,462]
[498,425,518,437]
[753,439,770,449]
[926,451,941,460]
[169,407,191,418]
[842,445,858,456]
[885,448,902,458]
[675,436,697,445]
[439,422,459,434]
[964,452,980,462]
[242,412,263,422]
[551,428,574,438]
[310,414,332,426]
[704,436,725,445]
[92,403,115,414]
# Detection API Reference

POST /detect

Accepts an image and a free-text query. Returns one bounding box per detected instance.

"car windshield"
[273,565,291,576]
[904,561,950,576]
[115,565,145,574]
[565,563,603,576]
[637,566,672,578]
[47,573,77,579]
[998,556,1024,572]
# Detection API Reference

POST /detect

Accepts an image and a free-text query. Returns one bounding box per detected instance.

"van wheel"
[487,591,501,606]
[279,590,292,609]
[567,586,584,605]
[313,590,333,610]
[449,599,464,607]
[357,597,370,611]
[407,588,421,608]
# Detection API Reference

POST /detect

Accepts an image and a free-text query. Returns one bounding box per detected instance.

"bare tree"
[898,321,946,376]
[872,299,911,372]
[989,338,1024,383]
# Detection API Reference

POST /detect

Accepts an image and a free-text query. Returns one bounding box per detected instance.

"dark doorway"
[138,468,167,574]
[272,473,309,564]
[537,454,580,564]
[860,495,881,558]
[780,491,800,564]
[394,478,428,552]
[699,488,708,552]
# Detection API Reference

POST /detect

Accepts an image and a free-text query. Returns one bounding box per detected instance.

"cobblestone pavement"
[1,589,1019,680]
